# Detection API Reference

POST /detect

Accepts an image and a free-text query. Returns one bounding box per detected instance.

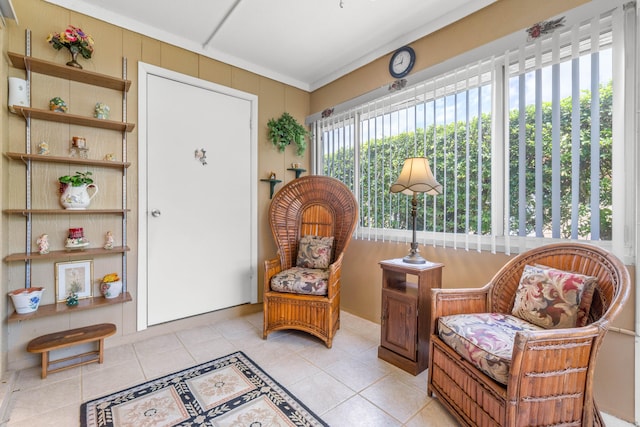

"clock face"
[389,46,416,78]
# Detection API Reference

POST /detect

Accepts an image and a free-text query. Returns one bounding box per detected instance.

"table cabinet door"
[381,289,417,360]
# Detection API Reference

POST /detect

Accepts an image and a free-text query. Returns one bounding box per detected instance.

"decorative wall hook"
[526,16,565,41]
[195,148,207,165]
[322,108,334,118]
[388,79,407,92]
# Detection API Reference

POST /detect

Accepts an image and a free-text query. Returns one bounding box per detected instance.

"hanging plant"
[267,112,308,156]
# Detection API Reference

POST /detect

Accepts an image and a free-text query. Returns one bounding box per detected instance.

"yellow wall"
[310,0,635,422]
[1,0,636,423]
[1,0,308,371]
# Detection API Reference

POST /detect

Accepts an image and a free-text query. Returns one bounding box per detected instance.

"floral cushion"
[438,313,543,385]
[296,235,334,269]
[270,267,329,296]
[512,264,597,329]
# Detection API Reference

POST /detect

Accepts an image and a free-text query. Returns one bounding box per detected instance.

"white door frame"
[137,62,258,331]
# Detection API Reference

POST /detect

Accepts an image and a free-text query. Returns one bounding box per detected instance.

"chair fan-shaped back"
[269,176,358,270]
[488,242,629,326]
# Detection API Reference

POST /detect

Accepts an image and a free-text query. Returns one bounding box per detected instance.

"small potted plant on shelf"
[58,171,99,210]
[267,112,308,156]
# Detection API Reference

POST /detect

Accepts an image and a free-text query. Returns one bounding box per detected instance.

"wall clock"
[389,46,416,78]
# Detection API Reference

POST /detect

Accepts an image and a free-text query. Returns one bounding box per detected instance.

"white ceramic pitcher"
[60,183,99,210]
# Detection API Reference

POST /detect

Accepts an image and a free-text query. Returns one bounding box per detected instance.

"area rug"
[80,351,328,427]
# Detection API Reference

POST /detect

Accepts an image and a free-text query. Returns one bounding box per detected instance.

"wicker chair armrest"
[326,253,344,299]
[506,325,602,402]
[264,257,282,293]
[430,287,490,336]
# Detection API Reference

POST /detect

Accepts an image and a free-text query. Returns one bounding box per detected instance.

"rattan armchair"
[428,243,630,427]
[263,175,358,348]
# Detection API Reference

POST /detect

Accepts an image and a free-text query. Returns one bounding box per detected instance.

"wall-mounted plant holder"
[260,178,282,199]
[287,167,306,179]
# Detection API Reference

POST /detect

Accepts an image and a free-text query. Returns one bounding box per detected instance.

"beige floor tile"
[298,343,351,368]
[81,343,137,374]
[14,364,79,392]
[287,371,354,415]
[405,399,460,427]
[8,377,81,423]
[323,395,402,426]
[184,336,238,363]
[325,354,389,392]
[81,361,145,400]
[259,352,320,385]
[6,402,80,427]
[137,346,196,379]
[361,375,429,424]
[132,333,183,358]
[175,324,221,347]
[4,309,632,427]
[331,328,378,357]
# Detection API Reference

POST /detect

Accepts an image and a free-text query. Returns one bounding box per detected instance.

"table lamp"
[390,156,442,264]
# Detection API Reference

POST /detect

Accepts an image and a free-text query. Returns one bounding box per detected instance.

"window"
[312,4,634,259]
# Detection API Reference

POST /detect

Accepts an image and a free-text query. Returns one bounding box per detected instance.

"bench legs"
[39,338,106,379]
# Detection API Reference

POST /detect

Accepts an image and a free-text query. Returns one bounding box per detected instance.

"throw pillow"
[512,264,597,329]
[533,264,597,327]
[296,235,334,269]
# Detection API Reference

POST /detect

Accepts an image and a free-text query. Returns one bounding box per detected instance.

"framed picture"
[55,260,93,302]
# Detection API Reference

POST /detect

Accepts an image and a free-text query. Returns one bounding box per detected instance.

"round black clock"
[389,46,416,78]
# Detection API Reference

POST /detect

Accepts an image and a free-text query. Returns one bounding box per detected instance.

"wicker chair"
[263,175,358,348]
[428,243,630,427]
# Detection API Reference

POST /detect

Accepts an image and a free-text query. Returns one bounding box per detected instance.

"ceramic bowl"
[8,287,44,314]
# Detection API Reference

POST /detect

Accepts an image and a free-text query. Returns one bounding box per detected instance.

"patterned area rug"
[80,351,328,427]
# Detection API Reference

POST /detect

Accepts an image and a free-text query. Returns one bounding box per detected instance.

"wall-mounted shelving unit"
[4,33,134,319]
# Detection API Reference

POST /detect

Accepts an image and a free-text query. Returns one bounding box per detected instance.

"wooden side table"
[378,258,443,375]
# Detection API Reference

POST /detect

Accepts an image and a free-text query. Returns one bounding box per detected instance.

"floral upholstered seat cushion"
[270,267,329,296]
[296,235,334,269]
[438,313,542,385]
[512,264,597,329]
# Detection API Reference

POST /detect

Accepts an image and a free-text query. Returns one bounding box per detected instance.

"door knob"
[151,209,161,217]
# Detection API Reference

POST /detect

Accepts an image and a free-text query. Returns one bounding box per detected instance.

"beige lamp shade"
[390,157,442,195]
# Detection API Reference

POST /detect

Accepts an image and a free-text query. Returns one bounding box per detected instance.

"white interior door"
[138,63,258,328]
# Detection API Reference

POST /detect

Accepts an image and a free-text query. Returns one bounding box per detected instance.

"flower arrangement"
[102,273,120,283]
[46,25,94,68]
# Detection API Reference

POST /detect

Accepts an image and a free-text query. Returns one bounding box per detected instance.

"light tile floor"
[0,311,634,426]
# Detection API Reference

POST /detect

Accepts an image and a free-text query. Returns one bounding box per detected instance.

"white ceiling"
[46,0,495,92]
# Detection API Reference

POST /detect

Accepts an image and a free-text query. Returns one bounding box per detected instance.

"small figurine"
[104,153,116,161]
[103,231,114,250]
[94,102,110,120]
[70,136,89,159]
[37,141,50,155]
[269,172,277,180]
[49,97,68,113]
[36,234,50,254]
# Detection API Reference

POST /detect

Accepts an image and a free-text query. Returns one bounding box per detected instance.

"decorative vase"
[8,287,44,314]
[59,183,99,210]
[100,280,122,299]
[66,50,82,69]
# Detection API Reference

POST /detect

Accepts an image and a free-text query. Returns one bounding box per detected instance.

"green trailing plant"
[58,171,93,187]
[267,112,308,156]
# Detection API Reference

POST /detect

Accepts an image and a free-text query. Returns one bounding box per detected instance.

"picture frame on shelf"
[55,260,93,302]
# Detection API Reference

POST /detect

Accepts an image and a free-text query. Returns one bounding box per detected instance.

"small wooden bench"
[26,323,116,379]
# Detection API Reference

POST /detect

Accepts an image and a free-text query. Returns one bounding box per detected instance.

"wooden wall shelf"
[8,52,131,92]
[8,292,133,322]
[12,106,135,132]
[5,246,130,262]
[4,209,130,215]
[5,152,130,168]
